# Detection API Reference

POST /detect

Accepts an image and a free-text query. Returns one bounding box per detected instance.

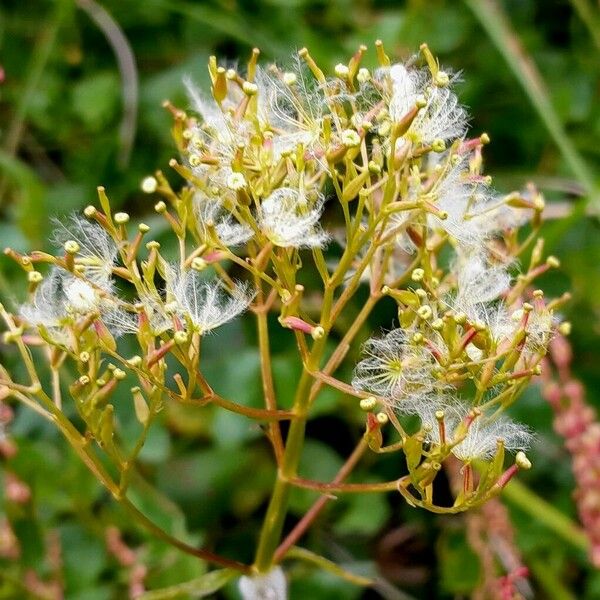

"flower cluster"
[542,336,600,568]
[0,42,566,592]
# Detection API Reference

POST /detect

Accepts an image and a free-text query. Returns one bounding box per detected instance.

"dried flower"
[352,328,440,404]
[51,215,117,287]
[258,188,328,248]
[193,191,253,247]
[167,268,253,334]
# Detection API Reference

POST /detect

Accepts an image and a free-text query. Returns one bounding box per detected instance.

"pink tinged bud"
[94,320,117,352]
[424,339,443,363]
[458,327,478,352]
[172,315,184,331]
[281,316,313,335]
[138,310,149,329]
[21,334,44,346]
[462,463,473,495]
[367,412,381,433]
[496,464,519,489]
[280,316,324,340]
[203,250,225,264]
[146,340,175,368]
[263,136,273,153]
[458,137,483,153]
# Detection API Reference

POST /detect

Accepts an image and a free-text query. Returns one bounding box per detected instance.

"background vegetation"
[1,0,599,597]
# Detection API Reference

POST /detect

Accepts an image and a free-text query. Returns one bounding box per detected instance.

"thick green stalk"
[253,285,334,572]
[253,368,316,572]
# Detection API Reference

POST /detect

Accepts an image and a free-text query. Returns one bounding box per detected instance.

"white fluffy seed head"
[451,414,532,462]
[352,328,441,405]
[193,191,253,247]
[51,215,117,290]
[258,188,328,249]
[64,279,98,313]
[167,267,254,334]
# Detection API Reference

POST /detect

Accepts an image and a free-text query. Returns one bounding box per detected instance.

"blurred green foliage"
[1,0,599,598]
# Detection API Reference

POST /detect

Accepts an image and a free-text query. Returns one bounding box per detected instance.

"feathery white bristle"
[258,188,328,248]
[167,267,254,334]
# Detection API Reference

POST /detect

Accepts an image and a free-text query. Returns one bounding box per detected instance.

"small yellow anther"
[515,451,532,470]
[311,326,325,341]
[411,268,425,282]
[376,412,389,425]
[141,176,158,194]
[114,212,129,225]
[174,331,189,345]
[359,396,377,412]
[64,240,80,254]
[27,271,43,283]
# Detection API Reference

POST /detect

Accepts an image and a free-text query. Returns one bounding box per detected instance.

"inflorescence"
[1,42,568,586]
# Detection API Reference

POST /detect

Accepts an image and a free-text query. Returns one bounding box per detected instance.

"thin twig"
[274,438,368,562]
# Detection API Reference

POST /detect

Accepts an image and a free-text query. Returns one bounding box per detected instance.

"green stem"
[289,477,399,493]
[502,479,589,551]
[253,367,316,572]
[256,300,285,461]
[118,496,250,573]
[284,546,373,587]
[253,285,334,572]
[568,0,600,53]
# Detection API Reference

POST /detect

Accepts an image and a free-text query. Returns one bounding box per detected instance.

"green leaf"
[289,440,343,514]
[71,72,120,130]
[0,150,46,245]
[334,488,391,536]
[139,568,236,600]
[438,528,480,594]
